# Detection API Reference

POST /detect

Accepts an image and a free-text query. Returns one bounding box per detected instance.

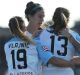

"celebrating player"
[4,16,41,75]
[38,7,80,75]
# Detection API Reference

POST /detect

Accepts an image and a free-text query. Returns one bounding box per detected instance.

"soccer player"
[38,7,80,75]
[24,2,76,70]
[24,1,44,37]
[4,16,41,75]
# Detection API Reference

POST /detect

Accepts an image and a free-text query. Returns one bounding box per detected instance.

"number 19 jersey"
[4,37,41,75]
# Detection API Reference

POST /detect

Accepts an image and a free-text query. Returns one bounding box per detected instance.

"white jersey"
[39,28,79,75]
[4,36,41,75]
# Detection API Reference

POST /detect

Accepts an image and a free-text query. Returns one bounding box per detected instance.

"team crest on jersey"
[42,46,49,51]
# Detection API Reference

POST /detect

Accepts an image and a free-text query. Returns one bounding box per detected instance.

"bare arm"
[71,56,80,67]
[36,44,75,68]
[68,34,80,50]
[48,57,74,68]
[61,28,80,50]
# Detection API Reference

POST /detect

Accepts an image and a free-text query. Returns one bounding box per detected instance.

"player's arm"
[48,57,74,67]
[71,56,80,67]
[61,29,80,50]
[60,13,80,50]
[36,44,75,68]
[69,34,80,50]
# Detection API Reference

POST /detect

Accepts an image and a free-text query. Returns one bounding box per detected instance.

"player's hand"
[71,56,80,67]
[60,28,71,38]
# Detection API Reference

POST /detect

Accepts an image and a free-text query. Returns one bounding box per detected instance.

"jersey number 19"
[11,49,27,69]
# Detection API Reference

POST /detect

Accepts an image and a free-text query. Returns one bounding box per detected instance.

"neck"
[26,23,37,34]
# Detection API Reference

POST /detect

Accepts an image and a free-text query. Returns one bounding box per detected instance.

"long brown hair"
[52,7,70,31]
[9,16,35,45]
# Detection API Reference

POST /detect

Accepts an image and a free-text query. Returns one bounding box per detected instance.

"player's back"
[39,29,75,75]
[4,36,41,75]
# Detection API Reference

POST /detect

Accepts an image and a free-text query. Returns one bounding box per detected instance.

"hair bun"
[27,1,34,8]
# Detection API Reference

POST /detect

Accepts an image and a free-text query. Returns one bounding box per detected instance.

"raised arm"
[61,28,80,50]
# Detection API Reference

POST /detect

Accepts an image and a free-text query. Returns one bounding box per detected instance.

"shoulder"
[40,28,50,36]
[4,37,22,47]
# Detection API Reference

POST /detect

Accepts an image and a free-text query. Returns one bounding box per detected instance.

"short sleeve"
[36,44,53,64]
